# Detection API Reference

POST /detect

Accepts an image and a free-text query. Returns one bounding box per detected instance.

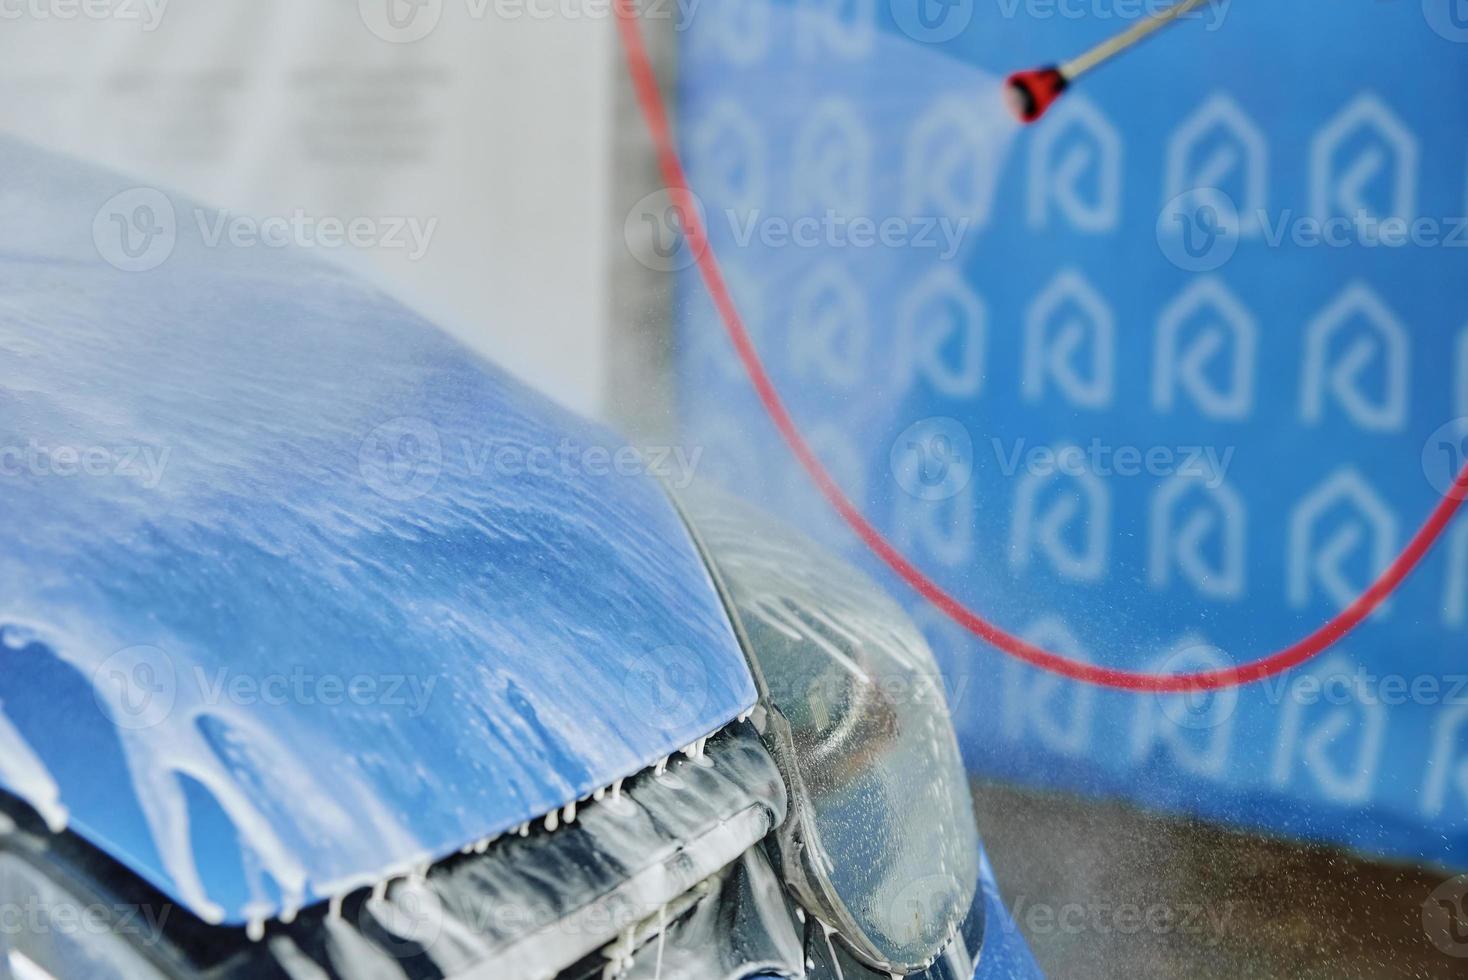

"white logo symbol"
[1149,476,1247,600]
[624,188,709,273]
[1164,93,1268,237]
[1446,519,1468,628]
[358,0,443,43]
[902,96,1006,227]
[1001,617,1095,758]
[890,0,974,43]
[689,100,767,216]
[1423,0,1468,44]
[624,646,711,733]
[1423,871,1468,959]
[896,267,986,398]
[789,262,868,389]
[1154,277,1257,420]
[93,645,177,731]
[1288,468,1398,611]
[1155,187,1240,273]
[1010,445,1110,582]
[359,417,444,502]
[696,0,770,64]
[895,471,974,567]
[792,99,871,216]
[797,0,875,59]
[1300,282,1409,432]
[891,417,974,502]
[1271,655,1386,805]
[1024,269,1115,410]
[1310,92,1418,225]
[93,187,177,272]
[1028,95,1122,233]
[1131,640,1237,778]
[1423,704,1468,820]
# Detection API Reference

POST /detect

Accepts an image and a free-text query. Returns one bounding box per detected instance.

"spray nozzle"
[1004,66,1069,124]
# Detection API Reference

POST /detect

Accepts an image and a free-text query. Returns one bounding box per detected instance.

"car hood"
[0,138,756,925]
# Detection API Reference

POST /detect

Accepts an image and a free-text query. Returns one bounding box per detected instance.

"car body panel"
[0,138,757,926]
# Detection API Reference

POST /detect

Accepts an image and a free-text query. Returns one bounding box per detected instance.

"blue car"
[0,138,1039,980]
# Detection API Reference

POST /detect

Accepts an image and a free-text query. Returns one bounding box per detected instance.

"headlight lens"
[680,489,982,975]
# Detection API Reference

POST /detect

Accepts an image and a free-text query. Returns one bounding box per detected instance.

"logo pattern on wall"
[676,1,1468,862]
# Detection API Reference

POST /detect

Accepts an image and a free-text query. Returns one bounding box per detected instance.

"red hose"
[612,1,1468,692]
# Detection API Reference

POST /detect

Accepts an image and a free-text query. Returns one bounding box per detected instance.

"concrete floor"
[971,782,1466,979]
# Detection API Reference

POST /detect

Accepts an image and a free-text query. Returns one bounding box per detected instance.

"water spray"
[1005,0,1214,123]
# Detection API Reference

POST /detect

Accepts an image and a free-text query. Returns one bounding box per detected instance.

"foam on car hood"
[0,138,756,925]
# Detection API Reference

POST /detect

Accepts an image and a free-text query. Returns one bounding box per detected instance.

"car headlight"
[679,488,982,975]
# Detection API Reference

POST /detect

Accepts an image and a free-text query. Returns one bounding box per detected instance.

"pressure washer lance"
[1005,0,1215,123]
